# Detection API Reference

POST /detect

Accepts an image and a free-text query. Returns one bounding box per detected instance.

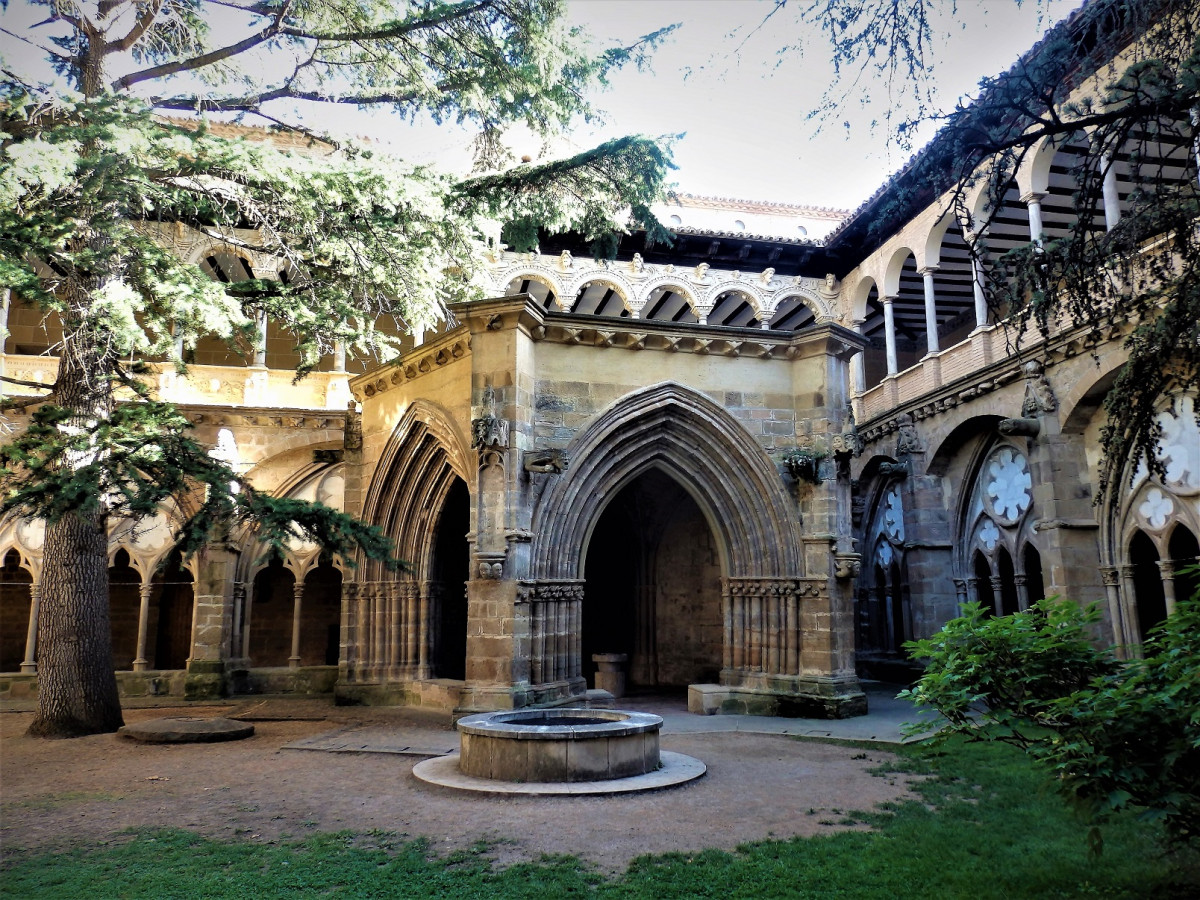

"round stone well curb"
[412,750,705,796]
[118,716,255,743]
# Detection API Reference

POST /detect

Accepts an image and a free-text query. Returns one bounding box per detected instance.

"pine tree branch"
[112,0,493,92]
[0,373,57,390]
[0,26,71,61]
[147,86,427,112]
[104,0,165,55]
[111,22,285,92]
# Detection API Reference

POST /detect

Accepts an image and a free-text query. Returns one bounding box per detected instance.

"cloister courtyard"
[2,688,1196,898]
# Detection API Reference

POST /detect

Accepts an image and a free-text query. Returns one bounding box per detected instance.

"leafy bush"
[902,586,1200,849]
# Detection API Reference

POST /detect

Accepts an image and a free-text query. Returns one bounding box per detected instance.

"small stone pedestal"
[592,653,629,698]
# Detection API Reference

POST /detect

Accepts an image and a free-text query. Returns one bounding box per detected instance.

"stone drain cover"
[118,717,255,744]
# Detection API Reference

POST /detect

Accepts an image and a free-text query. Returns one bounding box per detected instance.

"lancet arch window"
[1114,395,1200,645]
[859,480,910,657]
[961,441,1043,614]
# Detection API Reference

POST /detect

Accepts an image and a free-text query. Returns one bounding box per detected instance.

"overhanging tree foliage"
[0,0,675,737]
[765,0,1199,499]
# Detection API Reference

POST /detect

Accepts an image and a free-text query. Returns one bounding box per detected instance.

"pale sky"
[331,0,1084,210]
[1,0,1083,210]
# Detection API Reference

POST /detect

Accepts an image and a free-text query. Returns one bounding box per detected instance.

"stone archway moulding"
[529,381,803,581]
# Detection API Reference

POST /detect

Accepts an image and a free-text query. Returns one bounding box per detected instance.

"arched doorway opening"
[150,550,193,670]
[581,469,722,691]
[249,557,295,666]
[430,478,470,679]
[109,549,141,670]
[1168,526,1200,608]
[0,550,32,672]
[301,559,342,666]
[973,551,995,614]
[997,548,1019,616]
[1023,544,1045,607]
[1129,530,1166,643]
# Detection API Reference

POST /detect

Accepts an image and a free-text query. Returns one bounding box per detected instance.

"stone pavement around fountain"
[279,682,929,758]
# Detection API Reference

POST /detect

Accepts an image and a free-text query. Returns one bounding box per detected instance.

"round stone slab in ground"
[412,750,705,795]
[118,717,255,743]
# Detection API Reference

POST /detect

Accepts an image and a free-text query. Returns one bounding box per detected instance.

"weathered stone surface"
[118,717,255,743]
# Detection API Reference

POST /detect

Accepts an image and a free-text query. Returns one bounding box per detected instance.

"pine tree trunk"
[26,509,124,737]
[25,34,124,737]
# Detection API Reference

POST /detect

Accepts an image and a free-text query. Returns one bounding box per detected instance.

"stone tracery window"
[1117,395,1200,643]
[860,480,909,656]
[962,441,1040,614]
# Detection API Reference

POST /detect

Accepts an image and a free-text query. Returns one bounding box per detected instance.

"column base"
[183,659,228,701]
[689,673,868,719]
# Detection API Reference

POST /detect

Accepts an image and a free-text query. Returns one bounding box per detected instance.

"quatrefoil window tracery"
[983,447,1032,524]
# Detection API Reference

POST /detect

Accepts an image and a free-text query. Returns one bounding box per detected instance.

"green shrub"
[902,584,1200,849]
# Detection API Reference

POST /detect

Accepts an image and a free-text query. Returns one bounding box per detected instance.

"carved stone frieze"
[475,551,506,580]
[353,336,469,401]
[894,413,923,455]
[516,580,586,604]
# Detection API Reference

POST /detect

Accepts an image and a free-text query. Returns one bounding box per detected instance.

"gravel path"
[0,695,918,873]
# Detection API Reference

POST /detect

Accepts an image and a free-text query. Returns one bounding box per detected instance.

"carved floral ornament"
[983,446,1032,524]
[486,253,835,323]
[964,443,1034,562]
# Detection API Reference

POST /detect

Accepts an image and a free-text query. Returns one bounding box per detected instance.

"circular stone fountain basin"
[456,709,662,783]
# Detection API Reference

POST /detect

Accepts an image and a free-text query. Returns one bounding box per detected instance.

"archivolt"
[530,382,802,580]
[362,401,471,581]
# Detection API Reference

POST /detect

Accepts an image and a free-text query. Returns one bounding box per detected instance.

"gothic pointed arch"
[362,400,472,582]
[529,382,802,581]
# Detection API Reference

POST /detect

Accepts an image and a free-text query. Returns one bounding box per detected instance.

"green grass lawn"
[3,738,1196,899]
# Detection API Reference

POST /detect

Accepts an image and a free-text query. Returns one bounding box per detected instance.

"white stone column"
[253,311,268,367]
[289,580,304,668]
[850,318,867,397]
[132,581,154,671]
[231,584,245,658]
[970,249,989,329]
[1119,564,1142,658]
[1022,191,1046,245]
[1,287,10,382]
[20,580,40,673]
[1157,560,1178,618]
[920,266,939,354]
[1101,567,1127,658]
[1101,155,1122,231]
[333,339,347,372]
[882,296,899,375]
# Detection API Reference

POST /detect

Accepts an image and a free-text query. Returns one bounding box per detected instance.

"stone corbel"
[523,448,569,475]
[475,551,506,580]
[999,417,1040,437]
[877,460,909,480]
[834,553,862,581]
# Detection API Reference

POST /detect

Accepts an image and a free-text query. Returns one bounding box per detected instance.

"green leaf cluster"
[902,586,1200,849]
[0,398,400,568]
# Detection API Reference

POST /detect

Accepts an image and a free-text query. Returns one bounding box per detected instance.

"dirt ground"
[0,697,918,873]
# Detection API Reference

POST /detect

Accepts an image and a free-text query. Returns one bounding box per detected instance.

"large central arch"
[523,383,817,704]
[530,382,803,581]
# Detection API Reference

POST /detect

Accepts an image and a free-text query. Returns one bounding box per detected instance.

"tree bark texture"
[26,508,125,737]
